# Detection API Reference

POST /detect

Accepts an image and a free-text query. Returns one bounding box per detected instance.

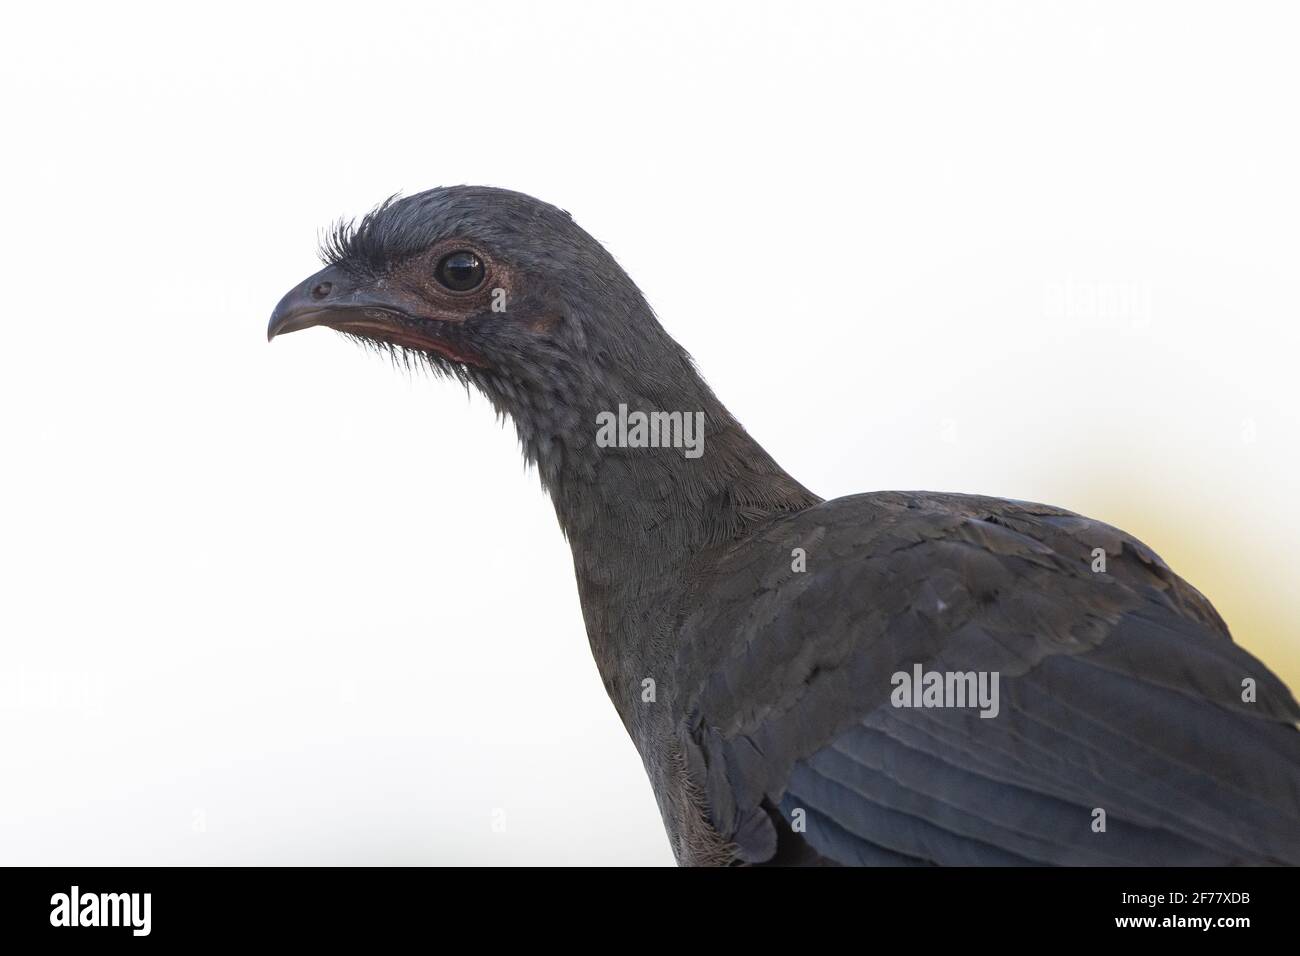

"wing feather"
[673,492,1300,865]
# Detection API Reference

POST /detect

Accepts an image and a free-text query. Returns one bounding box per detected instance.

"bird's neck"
[506,361,820,737]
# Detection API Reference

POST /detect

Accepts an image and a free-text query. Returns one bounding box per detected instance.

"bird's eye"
[435,250,486,292]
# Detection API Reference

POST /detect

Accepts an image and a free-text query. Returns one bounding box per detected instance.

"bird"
[268,185,1300,866]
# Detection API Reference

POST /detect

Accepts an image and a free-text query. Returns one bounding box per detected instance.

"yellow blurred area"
[1059,483,1298,697]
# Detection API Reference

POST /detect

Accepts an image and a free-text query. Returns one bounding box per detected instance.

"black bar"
[0,866,1286,943]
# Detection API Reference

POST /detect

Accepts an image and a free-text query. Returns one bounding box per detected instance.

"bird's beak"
[268,264,489,366]
[268,264,420,345]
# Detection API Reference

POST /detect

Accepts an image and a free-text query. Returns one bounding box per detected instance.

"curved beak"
[268,264,410,341]
[267,264,488,367]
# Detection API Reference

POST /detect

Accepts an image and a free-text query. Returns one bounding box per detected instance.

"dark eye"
[435,250,485,292]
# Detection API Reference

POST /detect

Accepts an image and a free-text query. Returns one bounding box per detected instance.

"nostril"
[311,281,333,299]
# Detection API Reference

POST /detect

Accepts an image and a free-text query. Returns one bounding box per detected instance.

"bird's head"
[269,186,718,481]
[270,185,695,396]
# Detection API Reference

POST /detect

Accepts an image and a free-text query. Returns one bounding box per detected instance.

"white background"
[1,1,1297,865]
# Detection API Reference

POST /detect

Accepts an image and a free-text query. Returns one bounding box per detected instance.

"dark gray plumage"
[269,186,1300,866]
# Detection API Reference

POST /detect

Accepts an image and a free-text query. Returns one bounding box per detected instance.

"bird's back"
[669,491,1300,865]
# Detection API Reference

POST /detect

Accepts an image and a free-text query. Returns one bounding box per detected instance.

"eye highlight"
[435,250,486,292]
